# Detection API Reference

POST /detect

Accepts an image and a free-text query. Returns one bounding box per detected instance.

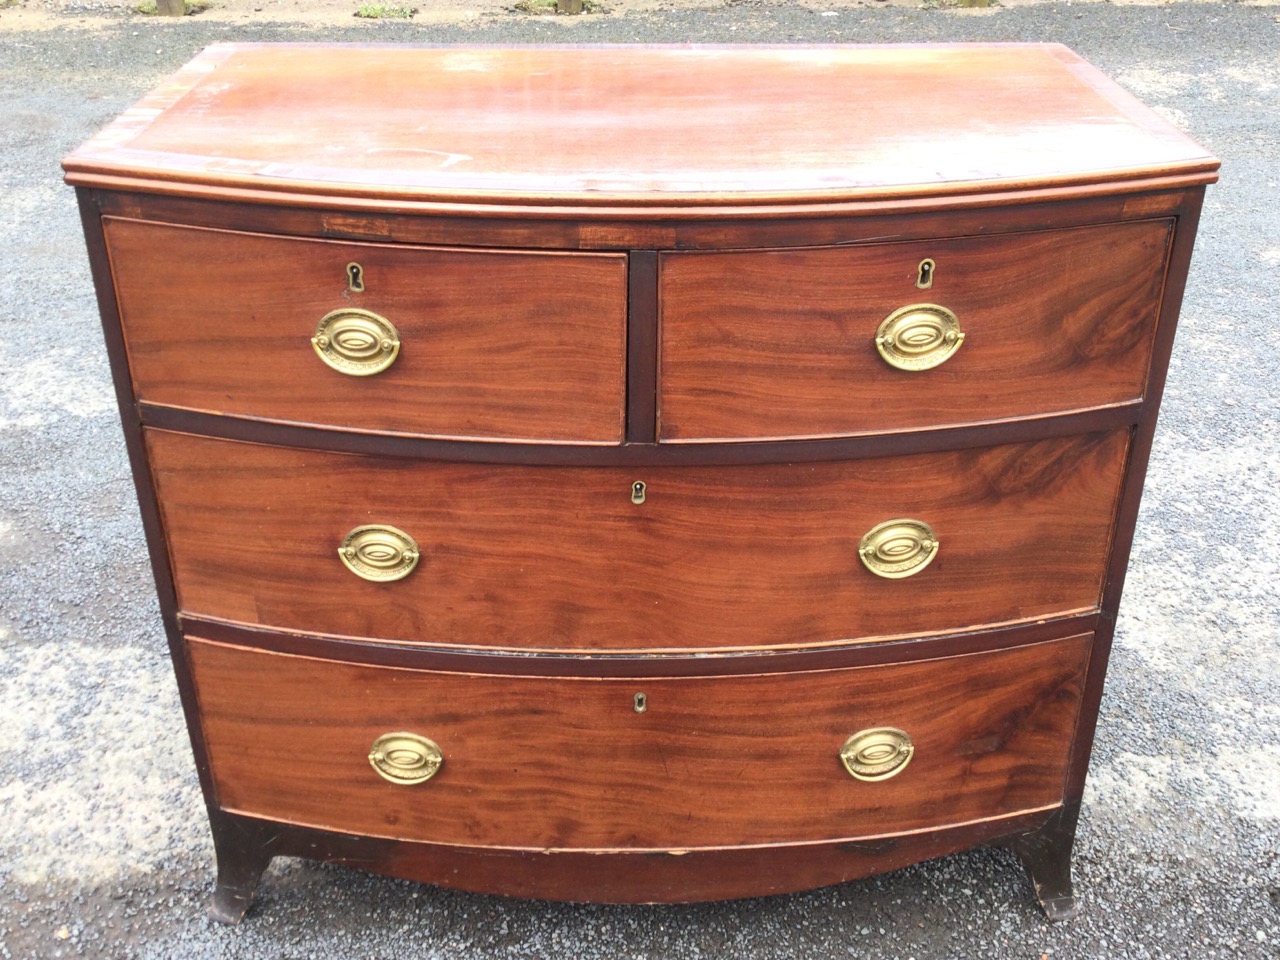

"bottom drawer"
[189,635,1090,850]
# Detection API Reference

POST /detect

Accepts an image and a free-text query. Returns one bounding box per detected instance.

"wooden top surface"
[64,43,1218,215]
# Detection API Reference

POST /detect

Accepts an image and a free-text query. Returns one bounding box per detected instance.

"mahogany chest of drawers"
[64,43,1218,923]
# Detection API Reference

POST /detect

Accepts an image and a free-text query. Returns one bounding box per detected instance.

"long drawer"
[659,220,1172,441]
[105,218,628,442]
[189,633,1089,849]
[149,429,1128,652]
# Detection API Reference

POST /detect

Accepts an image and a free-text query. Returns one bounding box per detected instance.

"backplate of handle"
[874,303,964,371]
[339,524,419,582]
[840,727,914,781]
[368,732,443,785]
[312,307,401,376]
[858,518,938,579]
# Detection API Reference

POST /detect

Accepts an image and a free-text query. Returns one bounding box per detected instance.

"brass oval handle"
[840,727,914,782]
[859,518,938,579]
[369,732,443,785]
[874,303,964,371]
[312,307,401,376]
[339,524,420,582]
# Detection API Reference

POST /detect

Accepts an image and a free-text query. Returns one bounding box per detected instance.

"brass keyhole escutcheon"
[874,303,964,372]
[631,480,647,505]
[915,258,935,290]
[840,727,914,782]
[339,525,420,582]
[633,692,648,713]
[346,261,365,293]
[368,732,442,785]
[312,307,400,376]
[858,518,938,580]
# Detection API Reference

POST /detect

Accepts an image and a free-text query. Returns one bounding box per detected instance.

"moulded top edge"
[62,43,1220,211]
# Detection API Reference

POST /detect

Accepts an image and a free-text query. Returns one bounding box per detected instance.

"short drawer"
[149,429,1128,653]
[189,633,1089,849]
[104,218,627,442]
[659,220,1171,441]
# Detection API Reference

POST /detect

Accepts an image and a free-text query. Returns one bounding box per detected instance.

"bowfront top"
[63,43,1218,215]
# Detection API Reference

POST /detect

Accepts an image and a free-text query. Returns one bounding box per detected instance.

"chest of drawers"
[64,43,1218,923]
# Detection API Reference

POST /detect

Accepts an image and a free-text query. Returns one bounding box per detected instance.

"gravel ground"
[2,4,1279,959]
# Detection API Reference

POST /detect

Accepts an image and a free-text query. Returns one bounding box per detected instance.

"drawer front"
[189,634,1089,849]
[104,218,628,442]
[659,220,1171,441]
[149,429,1127,652]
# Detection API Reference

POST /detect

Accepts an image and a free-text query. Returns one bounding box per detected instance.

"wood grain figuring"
[189,634,1088,849]
[105,218,627,442]
[148,429,1129,653]
[62,45,1217,213]
[659,220,1171,440]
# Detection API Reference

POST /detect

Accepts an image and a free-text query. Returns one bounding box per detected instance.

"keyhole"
[915,258,935,290]
[631,481,646,505]
[347,262,365,293]
[633,692,648,713]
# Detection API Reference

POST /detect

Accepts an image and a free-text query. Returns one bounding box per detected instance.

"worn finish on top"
[62,43,1218,212]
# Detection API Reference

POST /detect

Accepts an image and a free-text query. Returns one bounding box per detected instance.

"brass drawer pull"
[858,518,938,579]
[368,732,443,785]
[339,525,420,582]
[312,307,401,376]
[874,303,964,371]
[840,727,914,782]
